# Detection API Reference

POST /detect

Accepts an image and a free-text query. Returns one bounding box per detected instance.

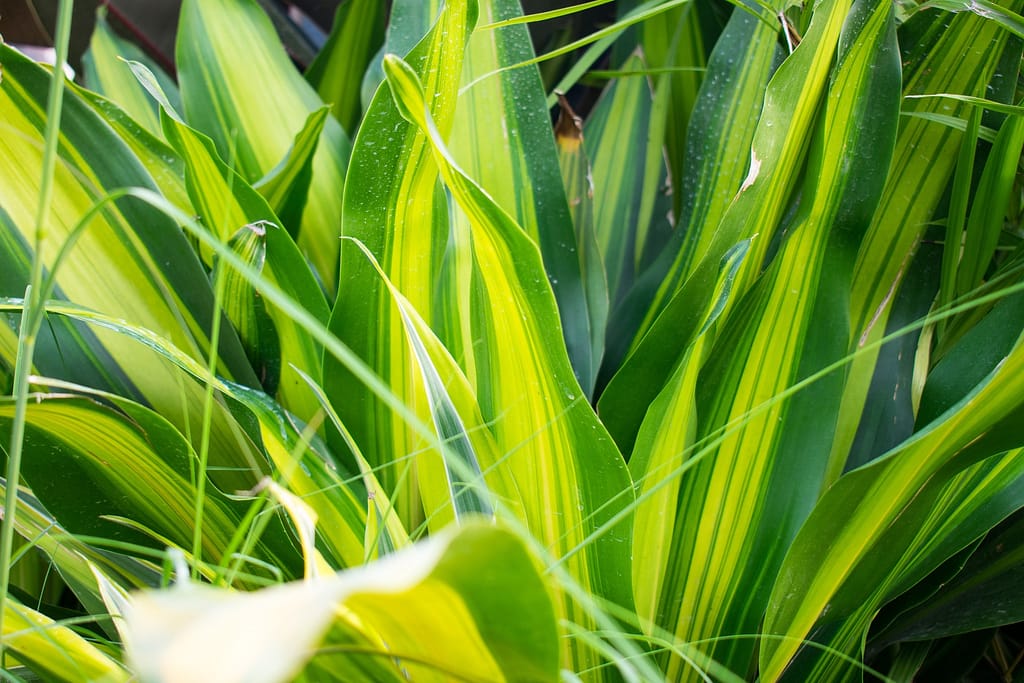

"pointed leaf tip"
[382,53,427,129]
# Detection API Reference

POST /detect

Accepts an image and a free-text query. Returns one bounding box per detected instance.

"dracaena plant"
[1,0,1024,680]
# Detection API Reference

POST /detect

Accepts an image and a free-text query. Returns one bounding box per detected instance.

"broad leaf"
[450,0,597,393]
[160,109,329,420]
[0,44,266,489]
[828,0,1022,480]
[124,523,559,683]
[762,292,1024,679]
[0,391,300,580]
[383,49,636,673]
[629,0,900,675]
[599,5,784,443]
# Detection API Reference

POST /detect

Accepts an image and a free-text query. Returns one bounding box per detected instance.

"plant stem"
[0,0,75,658]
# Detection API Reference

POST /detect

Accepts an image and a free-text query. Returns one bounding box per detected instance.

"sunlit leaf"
[124,523,558,683]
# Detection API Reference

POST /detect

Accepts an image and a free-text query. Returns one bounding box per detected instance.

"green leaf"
[124,523,559,683]
[762,294,1024,679]
[176,0,351,294]
[829,1,1021,481]
[73,85,193,216]
[81,7,181,138]
[598,6,782,442]
[0,44,270,489]
[956,109,1024,297]
[629,239,748,627]
[451,0,598,394]
[0,392,299,580]
[326,0,477,530]
[348,239,497,521]
[382,50,636,673]
[581,51,657,308]
[616,0,711,222]
[252,106,331,243]
[1,293,374,571]
[3,597,129,682]
[160,109,329,420]
[214,222,281,396]
[870,493,1024,647]
[766,447,1024,680]
[305,0,387,133]
[630,0,900,674]
[554,97,609,399]
[0,205,130,398]
[360,0,444,104]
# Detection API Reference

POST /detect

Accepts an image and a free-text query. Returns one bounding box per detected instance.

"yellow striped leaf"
[176,0,350,294]
[124,523,558,683]
[383,50,635,674]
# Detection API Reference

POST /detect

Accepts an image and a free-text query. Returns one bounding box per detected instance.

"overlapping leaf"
[449,0,597,393]
[625,0,900,676]
[0,294,375,571]
[0,44,266,489]
[176,0,350,293]
[382,50,636,674]
[124,523,558,683]
[763,293,1024,679]
[598,5,784,443]
[326,0,475,530]
[827,1,1023,479]
[159,107,329,420]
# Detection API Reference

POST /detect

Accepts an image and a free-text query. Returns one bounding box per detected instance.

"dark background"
[1,0,619,76]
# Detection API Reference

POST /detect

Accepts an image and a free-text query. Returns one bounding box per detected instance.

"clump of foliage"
[2,0,1024,680]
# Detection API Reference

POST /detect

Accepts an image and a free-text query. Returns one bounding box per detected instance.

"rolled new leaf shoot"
[214,221,282,395]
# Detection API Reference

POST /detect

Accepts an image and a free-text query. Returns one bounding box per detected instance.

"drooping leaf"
[869,493,1024,648]
[917,0,1024,37]
[3,290,374,571]
[348,239,499,523]
[73,85,193,216]
[0,392,300,581]
[0,481,160,645]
